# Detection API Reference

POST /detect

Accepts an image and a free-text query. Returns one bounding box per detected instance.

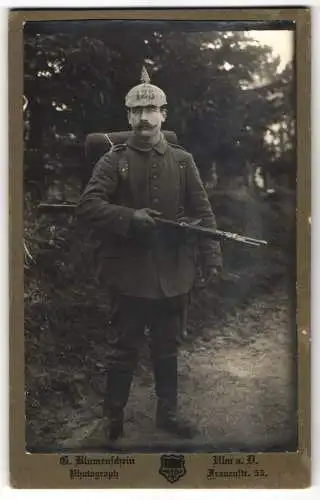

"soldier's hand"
[132,208,162,233]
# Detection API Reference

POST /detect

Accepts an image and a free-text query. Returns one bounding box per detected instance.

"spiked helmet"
[125,66,167,108]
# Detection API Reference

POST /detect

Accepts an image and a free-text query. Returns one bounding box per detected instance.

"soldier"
[77,67,223,442]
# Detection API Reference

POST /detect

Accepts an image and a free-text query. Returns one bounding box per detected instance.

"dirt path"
[54,285,297,453]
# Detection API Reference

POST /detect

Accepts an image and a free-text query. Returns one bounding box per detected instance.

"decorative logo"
[136,88,155,101]
[159,454,186,483]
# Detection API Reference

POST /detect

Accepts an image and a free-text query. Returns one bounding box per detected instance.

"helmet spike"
[141,66,151,84]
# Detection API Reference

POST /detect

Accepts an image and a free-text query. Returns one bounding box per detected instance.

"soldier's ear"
[160,107,167,122]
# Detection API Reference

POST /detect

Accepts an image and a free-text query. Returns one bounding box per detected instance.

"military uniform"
[77,68,222,441]
[79,133,221,296]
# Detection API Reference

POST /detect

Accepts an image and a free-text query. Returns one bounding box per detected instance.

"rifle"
[38,202,268,248]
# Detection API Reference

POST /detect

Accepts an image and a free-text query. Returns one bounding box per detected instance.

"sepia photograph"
[22,17,298,457]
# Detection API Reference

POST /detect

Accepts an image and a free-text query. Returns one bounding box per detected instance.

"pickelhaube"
[125,66,167,108]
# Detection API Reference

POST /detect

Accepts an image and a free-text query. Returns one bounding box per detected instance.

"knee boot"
[153,355,198,439]
[103,366,134,441]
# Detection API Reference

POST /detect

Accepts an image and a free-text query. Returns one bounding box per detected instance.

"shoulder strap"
[167,142,187,152]
[110,143,127,153]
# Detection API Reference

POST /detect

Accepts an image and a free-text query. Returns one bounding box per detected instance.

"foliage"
[24,22,294,184]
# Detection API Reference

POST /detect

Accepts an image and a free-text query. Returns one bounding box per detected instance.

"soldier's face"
[128,106,167,138]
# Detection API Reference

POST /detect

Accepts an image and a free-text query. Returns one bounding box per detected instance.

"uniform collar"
[127,132,168,155]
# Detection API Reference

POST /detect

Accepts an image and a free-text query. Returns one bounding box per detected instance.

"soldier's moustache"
[138,123,154,130]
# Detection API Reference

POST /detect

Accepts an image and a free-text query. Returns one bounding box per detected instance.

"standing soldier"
[77,67,222,442]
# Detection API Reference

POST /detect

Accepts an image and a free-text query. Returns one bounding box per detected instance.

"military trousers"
[107,294,187,371]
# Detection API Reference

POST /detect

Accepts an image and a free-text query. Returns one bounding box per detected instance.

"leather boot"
[102,366,133,441]
[153,356,198,439]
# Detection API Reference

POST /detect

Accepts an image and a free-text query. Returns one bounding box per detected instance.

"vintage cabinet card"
[9,7,310,489]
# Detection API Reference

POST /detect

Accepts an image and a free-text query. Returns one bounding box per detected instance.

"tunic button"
[153,197,159,203]
[152,173,158,179]
[153,185,159,190]
[152,164,158,169]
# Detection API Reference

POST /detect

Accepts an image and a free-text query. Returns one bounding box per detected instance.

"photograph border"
[9,7,311,489]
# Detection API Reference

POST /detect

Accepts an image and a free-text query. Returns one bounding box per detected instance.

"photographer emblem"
[159,454,186,483]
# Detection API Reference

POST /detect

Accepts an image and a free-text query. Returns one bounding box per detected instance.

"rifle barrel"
[153,217,268,247]
[213,229,268,246]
